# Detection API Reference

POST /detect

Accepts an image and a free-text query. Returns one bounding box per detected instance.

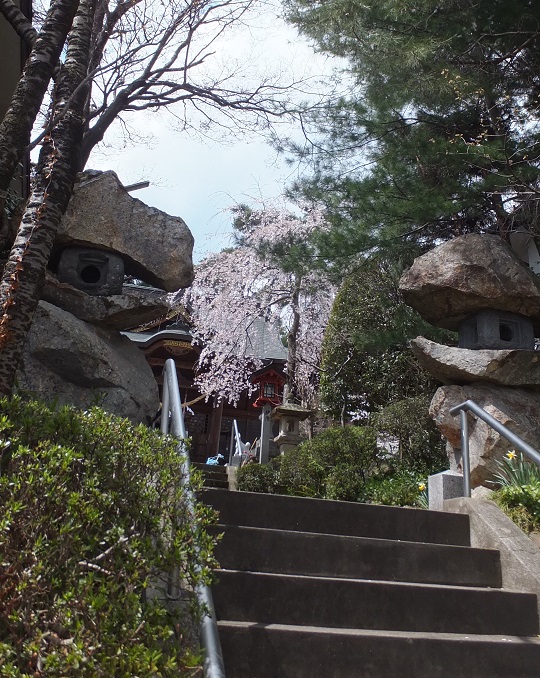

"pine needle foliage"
[283,0,540,262]
[319,255,452,420]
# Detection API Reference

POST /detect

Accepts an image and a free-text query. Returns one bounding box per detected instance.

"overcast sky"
[88,3,336,262]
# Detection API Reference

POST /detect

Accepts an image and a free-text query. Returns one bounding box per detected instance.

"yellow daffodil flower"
[506,450,517,460]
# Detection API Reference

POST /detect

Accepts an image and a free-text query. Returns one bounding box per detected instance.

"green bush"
[236,461,278,494]
[373,396,446,474]
[324,464,368,501]
[495,483,540,534]
[237,426,429,507]
[360,470,426,507]
[238,426,382,501]
[493,451,540,534]
[297,425,379,474]
[0,396,216,676]
[275,445,328,497]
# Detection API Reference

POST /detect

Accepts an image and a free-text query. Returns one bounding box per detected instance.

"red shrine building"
[124,316,287,462]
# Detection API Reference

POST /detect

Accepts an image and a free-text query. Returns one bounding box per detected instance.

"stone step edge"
[214,568,533,596]
[217,620,540,644]
[205,487,459,518]
[215,523,499,556]
[214,525,502,587]
[203,488,472,545]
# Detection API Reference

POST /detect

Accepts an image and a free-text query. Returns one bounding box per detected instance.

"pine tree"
[283,0,540,261]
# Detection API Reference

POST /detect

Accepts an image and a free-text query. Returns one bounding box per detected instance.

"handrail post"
[233,420,243,457]
[228,427,235,466]
[460,410,471,498]
[450,398,540,500]
[160,359,226,678]
[161,376,170,435]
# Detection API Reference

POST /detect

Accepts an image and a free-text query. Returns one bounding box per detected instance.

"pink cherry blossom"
[170,202,337,406]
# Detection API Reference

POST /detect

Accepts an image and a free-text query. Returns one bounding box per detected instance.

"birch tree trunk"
[0,0,79,219]
[0,0,94,395]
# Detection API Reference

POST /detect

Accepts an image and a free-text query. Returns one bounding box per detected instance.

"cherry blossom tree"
[171,203,336,407]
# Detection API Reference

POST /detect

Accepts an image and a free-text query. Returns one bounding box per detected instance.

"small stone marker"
[428,470,464,510]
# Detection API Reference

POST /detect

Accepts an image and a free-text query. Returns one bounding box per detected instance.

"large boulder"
[429,384,540,487]
[399,234,540,330]
[55,171,194,291]
[17,301,159,423]
[42,271,170,330]
[411,337,540,387]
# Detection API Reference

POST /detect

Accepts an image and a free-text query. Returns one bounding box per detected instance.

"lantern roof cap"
[271,402,312,420]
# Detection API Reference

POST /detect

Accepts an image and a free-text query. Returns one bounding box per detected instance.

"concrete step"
[214,525,502,587]
[218,622,540,678]
[213,570,539,636]
[203,488,471,546]
[205,479,229,489]
[205,489,540,676]
[193,463,228,478]
[193,464,229,489]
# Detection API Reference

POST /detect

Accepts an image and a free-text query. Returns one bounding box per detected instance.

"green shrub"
[238,426,381,501]
[236,462,278,494]
[360,470,425,507]
[275,445,328,497]
[0,396,216,676]
[373,396,446,474]
[492,451,540,534]
[298,425,379,475]
[495,483,540,534]
[324,464,368,501]
[236,426,428,507]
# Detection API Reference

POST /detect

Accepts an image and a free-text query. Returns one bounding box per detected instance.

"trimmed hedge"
[238,425,427,507]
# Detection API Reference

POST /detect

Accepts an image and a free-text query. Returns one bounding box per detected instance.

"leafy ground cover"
[0,397,216,676]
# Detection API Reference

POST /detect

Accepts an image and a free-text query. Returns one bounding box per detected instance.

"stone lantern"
[399,233,540,500]
[58,246,124,296]
[458,310,534,350]
[271,402,312,455]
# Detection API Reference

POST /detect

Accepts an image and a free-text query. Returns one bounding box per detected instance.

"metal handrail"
[161,358,226,678]
[228,419,248,466]
[450,398,540,498]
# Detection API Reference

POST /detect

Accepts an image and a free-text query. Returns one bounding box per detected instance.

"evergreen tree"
[320,255,449,470]
[283,0,540,261]
[320,256,451,420]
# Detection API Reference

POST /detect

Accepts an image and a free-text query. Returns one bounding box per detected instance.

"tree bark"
[284,274,302,403]
[0,0,95,395]
[0,0,37,48]
[0,0,79,217]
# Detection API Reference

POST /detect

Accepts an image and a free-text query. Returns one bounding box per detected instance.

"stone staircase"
[193,462,229,489]
[203,488,540,678]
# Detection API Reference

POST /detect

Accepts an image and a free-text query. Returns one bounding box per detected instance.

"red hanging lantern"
[252,368,286,407]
